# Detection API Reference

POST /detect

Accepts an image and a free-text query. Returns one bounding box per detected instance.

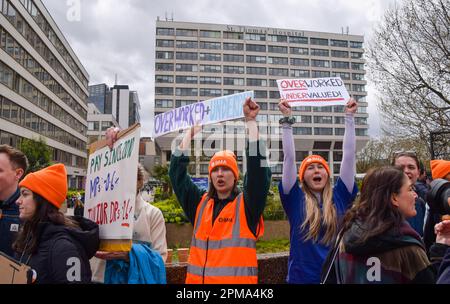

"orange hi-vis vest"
[185,193,264,284]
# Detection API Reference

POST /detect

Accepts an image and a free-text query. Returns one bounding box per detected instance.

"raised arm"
[279,100,297,195]
[339,98,357,193]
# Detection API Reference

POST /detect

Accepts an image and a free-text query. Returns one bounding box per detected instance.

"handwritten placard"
[277,77,350,107]
[154,91,254,138]
[85,125,140,241]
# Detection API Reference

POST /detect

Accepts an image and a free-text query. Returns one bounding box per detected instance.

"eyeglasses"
[393,150,417,158]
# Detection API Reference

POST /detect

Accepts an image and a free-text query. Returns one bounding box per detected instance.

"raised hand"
[106,127,120,149]
[345,98,358,115]
[435,220,450,246]
[243,97,260,121]
[278,99,292,117]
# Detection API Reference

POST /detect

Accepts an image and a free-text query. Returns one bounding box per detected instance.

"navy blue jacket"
[0,188,20,257]
[437,247,450,284]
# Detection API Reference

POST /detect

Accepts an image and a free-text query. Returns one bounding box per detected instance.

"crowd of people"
[0,97,449,284]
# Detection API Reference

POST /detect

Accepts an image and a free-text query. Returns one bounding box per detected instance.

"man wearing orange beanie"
[169,97,271,284]
[431,160,450,181]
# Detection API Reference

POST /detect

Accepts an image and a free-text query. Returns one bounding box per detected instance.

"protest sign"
[277,77,350,107]
[192,178,209,191]
[154,91,254,138]
[85,124,140,251]
[0,251,31,284]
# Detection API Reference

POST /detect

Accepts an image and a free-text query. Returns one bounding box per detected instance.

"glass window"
[290,47,309,55]
[199,41,221,49]
[176,64,198,72]
[246,44,266,52]
[293,128,312,135]
[268,45,288,54]
[223,32,244,40]
[155,99,174,108]
[156,28,174,36]
[155,75,174,83]
[267,35,287,42]
[311,59,330,68]
[156,51,174,59]
[269,68,288,76]
[331,50,349,58]
[267,57,288,65]
[310,38,329,46]
[223,65,244,74]
[176,76,198,84]
[246,67,267,75]
[332,61,350,69]
[246,78,267,87]
[200,89,221,97]
[200,76,222,85]
[350,41,363,48]
[314,116,333,124]
[289,36,308,44]
[199,65,221,73]
[291,69,310,78]
[223,42,244,50]
[330,39,348,47]
[176,52,198,60]
[199,53,221,61]
[291,58,309,67]
[314,128,333,135]
[351,52,363,59]
[176,88,198,96]
[245,33,266,41]
[247,55,267,64]
[311,70,330,78]
[199,30,221,38]
[176,29,197,37]
[352,73,365,81]
[223,54,244,62]
[156,39,174,47]
[311,49,329,57]
[224,77,244,86]
[331,72,350,80]
[176,40,198,49]
[155,87,174,95]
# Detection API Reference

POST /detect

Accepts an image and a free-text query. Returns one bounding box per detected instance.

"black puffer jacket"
[21,217,99,284]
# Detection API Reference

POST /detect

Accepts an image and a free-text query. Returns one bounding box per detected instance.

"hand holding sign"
[345,98,358,115]
[106,127,120,149]
[243,97,260,121]
[278,99,292,117]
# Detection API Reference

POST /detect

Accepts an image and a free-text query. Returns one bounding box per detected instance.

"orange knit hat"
[298,155,331,182]
[430,160,450,180]
[209,150,239,180]
[19,164,68,209]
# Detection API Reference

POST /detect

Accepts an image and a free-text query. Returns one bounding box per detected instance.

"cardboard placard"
[0,251,31,284]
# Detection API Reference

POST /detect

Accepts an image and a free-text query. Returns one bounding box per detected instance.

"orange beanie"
[298,155,331,182]
[209,150,239,180]
[430,160,450,180]
[19,164,68,209]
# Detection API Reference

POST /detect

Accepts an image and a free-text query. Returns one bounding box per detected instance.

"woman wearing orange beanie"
[13,164,99,284]
[431,160,450,181]
[169,97,272,284]
[278,98,359,284]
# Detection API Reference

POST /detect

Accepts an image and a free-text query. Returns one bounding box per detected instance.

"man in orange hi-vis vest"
[169,97,272,284]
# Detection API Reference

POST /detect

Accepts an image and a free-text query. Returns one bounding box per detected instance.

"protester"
[0,145,28,257]
[431,160,450,181]
[73,193,84,217]
[169,97,271,284]
[435,220,450,284]
[277,98,358,284]
[91,131,168,284]
[416,161,430,202]
[13,164,99,284]
[321,166,450,284]
[393,152,427,237]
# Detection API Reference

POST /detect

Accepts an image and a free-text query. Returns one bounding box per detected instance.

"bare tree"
[367,0,450,151]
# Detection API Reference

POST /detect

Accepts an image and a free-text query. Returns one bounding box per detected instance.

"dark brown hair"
[341,166,406,244]
[0,144,28,173]
[392,151,420,169]
[13,192,79,255]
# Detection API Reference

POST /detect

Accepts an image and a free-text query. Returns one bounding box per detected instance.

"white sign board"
[84,125,140,240]
[154,91,254,138]
[277,77,350,107]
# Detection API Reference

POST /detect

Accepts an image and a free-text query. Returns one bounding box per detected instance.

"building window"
[268,45,288,54]
[334,106,345,113]
[176,64,198,72]
[245,33,266,41]
[176,52,198,60]
[199,76,222,85]
[330,39,348,47]
[246,67,267,75]
[223,42,244,50]
[267,57,289,65]
[176,88,198,96]
[156,51,174,60]
[290,47,309,55]
[223,89,244,95]
[176,29,197,37]
[314,116,333,124]
[293,127,312,135]
[350,41,363,48]
[352,63,364,70]
[291,58,309,67]
[356,128,368,136]
[223,54,244,62]
[223,32,244,40]
[199,53,221,61]
[311,71,330,78]
[332,72,350,80]
[290,69,310,78]
[176,100,196,107]
[246,55,266,64]
[176,40,198,49]
[199,30,221,38]
[200,89,221,97]
[156,39,174,47]
[357,106,367,114]
[331,50,349,58]
[269,91,281,99]
[155,87,174,95]
[200,65,221,73]
[289,36,308,44]
[313,106,333,112]
[254,91,267,98]
[155,99,174,108]
[334,116,345,124]
[246,44,266,52]
[351,52,363,59]
[246,78,267,87]
[311,49,329,57]
[156,28,174,36]
[155,75,174,83]
[224,77,244,86]
[355,117,368,125]
[223,65,244,74]
[354,95,366,102]
[352,73,365,81]
[311,59,330,68]
[156,63,174,71]
[269,68,289,76]
[310,38,329,46]
[176,76,198,84]
[352,84,366,92]
[267,35,287,42]
[332,61,350,69]
[199,41,221,49]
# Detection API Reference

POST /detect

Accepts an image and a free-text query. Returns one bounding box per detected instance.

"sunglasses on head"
[393,150,417,158]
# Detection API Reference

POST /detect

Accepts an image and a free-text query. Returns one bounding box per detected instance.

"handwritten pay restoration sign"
[154,91,254,138]
[277,77,350,107]
[85,125,140,242]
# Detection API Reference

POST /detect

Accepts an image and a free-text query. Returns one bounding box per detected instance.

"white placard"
[84,125,140,240]
[277,77,350,107]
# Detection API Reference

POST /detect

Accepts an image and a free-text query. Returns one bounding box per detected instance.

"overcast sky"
[42,0,398,138]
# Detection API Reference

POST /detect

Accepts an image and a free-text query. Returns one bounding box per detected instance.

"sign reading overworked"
[85,124,140,251]
[277,77,350,107]
[154,91,254,138]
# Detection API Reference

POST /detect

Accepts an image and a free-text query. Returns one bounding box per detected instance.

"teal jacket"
[169,140,272,237]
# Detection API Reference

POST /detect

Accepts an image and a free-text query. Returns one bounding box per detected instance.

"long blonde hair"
[300,179,337,245]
